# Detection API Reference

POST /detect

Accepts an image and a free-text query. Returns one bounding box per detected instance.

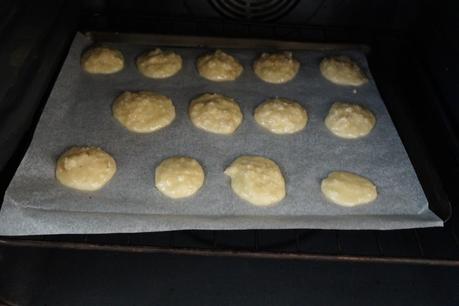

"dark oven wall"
[81,0,421,36]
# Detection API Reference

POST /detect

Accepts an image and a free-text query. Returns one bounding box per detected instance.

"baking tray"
[0,32,447,235]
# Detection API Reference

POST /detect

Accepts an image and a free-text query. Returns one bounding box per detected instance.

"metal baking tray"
[0,32,449,235]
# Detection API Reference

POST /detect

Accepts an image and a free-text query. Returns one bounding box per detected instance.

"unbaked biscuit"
[254,98,307,134]
[320,56,368,86]
[253,52,299,84]
[197,50,243,81]
[189,93,243,135]
[112,91,176,133]
[136,48,182,79]
[81,47,124,74]
[325,102,375,139]
[225,156,286,206]
[321,171,377,207]
[56,147,116,191]
[155,156,205,199]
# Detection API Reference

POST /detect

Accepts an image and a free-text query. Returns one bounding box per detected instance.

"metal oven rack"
[2,227,459,266]
[1,0,459,267]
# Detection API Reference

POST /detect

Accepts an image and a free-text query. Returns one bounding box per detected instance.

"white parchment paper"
[0,33,442,235]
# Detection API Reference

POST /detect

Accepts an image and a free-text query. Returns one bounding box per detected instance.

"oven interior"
[0,0,459,266]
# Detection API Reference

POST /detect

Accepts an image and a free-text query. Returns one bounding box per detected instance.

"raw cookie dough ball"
[136,48,183,79]
[325,102,376,139]
[81,47,124,74]
[253,52,300,84]
[112,91,176,133]
[254,98,308,134]
[155,157,205,199]
[189,93,243,135]
[320,56,368,86]
[321,171,377,207]
[224,156,286,206]
[197,50,243,81]
[56,147,116,191]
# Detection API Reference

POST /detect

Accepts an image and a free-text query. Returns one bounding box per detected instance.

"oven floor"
[1,246,458,306]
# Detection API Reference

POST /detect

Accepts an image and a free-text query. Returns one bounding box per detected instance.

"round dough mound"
[197,50,243,81]
[253,52,299,84]
[56,147,116,191]
[321,171,377,207]
[254,98,308,134]
[189,93,243,135]
[320,56,368,86]
[325,102,376,139]
[136,48,183,79]
[81,47,124,74]
[155,157,205,199]
[112,91,176,133]
[224,156,286,206]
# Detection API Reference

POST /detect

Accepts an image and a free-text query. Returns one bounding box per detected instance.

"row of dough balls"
[81,46,368,86]
[56,149,378,207]
[113,91,376,138]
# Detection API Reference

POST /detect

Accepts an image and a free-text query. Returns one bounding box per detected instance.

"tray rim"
[86,31,371,52]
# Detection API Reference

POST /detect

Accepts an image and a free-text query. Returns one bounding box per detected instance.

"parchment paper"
[0,33,442,235]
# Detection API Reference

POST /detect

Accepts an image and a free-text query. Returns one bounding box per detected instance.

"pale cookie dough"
[325,102,376,139]
[81,47,124,74]
[197,50,243,81]
[112,91,176,133]
[254,98,308,134]
[224,156,286,206]
[56,147,116,191]
[189,93,243,135]
[320,56,368,86]
[321,171,377,207]
[253,52,300,84]
[136,48,183,79]
[155,157,205,199]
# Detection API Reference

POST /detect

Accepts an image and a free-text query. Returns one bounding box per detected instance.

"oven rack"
[2,226,459,266]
